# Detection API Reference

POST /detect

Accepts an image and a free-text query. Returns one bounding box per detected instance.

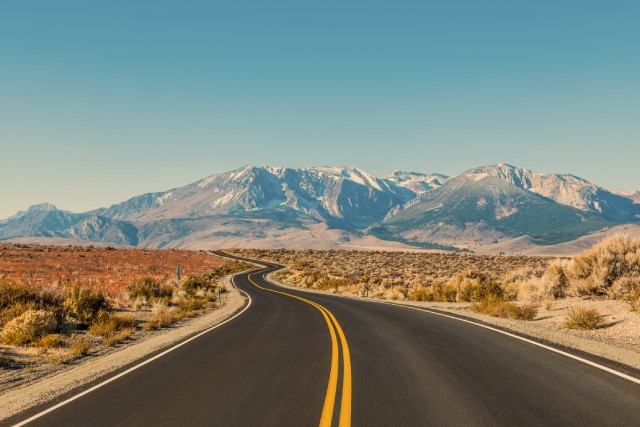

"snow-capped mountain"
[384,171,448,195]
[98,165,415,229]
[376,171,612,246]
[1,164,638,250]
[465,164,638,222]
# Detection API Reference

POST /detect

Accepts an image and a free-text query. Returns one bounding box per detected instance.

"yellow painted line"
[247,271,351,427]
[323,308,352,427]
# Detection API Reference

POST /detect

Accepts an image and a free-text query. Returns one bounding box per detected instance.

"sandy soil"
[0,273,247,422]
[267,272,640,371]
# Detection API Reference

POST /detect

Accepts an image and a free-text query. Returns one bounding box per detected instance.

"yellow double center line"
[247,270,352,427]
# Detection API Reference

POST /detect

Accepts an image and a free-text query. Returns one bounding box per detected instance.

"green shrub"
[1,310,58,345]
[564,307,605,330]
[63,286,110,325]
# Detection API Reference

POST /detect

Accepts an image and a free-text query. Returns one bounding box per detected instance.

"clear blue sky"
[1,1,638,219]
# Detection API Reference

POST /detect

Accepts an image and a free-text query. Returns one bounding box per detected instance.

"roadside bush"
[566,235,640,296]
[457,278,505,302]
[609,275,640,301]
[182,275,216,295]
[409,284,432,302]
[89,314,136,346]
[543,259,570,299]
[35,334,64,349]
[564,307,605,330]
[1,310,58,345]
[176,298,206,312]
[128,277,173,303]
[88,314,136,338]
[0,281,39,309]
[470,300,538,320]
[0,281,61,327]
[69,336,93,356]
[63,286,111,325]
[143,303,182,331]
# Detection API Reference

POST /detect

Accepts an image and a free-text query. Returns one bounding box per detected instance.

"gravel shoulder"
[266,271,640,372]
[0,272,248,422]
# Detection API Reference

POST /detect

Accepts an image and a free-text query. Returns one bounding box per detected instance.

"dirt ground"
[0,243,226,304]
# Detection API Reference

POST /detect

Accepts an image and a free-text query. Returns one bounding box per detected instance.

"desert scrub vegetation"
[228,248,549,303]
[563,307,605,330]
[0,245,250,370]
[88,314,137,346]
[230,235,640,323]
[470,300,538,320]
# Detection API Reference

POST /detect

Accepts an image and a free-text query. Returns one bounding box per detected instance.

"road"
[8,254,640,426]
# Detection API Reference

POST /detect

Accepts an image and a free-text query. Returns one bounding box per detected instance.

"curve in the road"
[246,270,352,427]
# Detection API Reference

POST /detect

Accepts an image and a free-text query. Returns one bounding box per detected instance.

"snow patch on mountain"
[464,164,639,221]
[385,171,448,195]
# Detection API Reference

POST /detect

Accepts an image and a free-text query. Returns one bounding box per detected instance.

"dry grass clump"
[69,336,93,356]
[563,307,605,330]
[143,303,182,331]
[35,334,64,349]
[88,314,137,346]
[470,299,538,320]
[127,277,173,306]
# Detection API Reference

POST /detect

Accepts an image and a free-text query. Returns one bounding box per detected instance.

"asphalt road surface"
[8,253,640,426]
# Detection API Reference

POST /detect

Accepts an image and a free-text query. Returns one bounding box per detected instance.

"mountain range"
[2,164,639,252]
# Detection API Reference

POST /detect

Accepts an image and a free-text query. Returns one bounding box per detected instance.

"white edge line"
[259,269,640,386]
[13,273,255,427]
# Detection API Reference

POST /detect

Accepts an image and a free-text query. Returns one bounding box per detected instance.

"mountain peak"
[27,203,59,212]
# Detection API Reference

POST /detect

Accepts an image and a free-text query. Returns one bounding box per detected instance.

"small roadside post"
[176,266,184,281]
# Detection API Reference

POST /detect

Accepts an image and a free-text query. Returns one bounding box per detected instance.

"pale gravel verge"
[0,272,248,422]
[266,271,640,371]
